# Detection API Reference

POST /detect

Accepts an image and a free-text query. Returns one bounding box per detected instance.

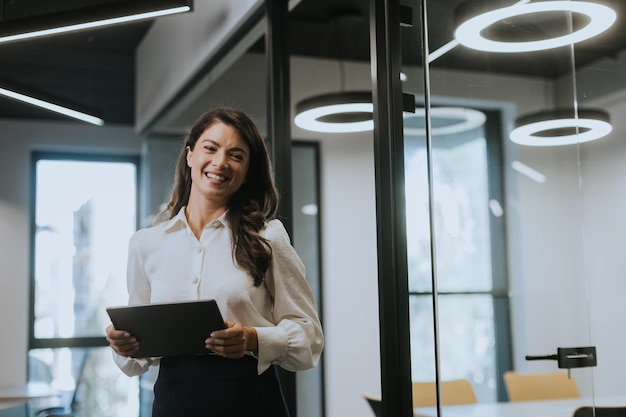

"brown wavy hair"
[157,107,279,286]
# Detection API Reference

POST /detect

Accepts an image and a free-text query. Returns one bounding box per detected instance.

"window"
[406,109,511,402]
[29,152,140,417]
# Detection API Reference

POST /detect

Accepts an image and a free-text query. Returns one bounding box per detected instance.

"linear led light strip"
[0,6,191,44]
[0,87,104,125]
[511,160,547,184]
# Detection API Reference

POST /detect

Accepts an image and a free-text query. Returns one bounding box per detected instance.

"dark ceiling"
[0,0,152,124]
[0,0,625,126]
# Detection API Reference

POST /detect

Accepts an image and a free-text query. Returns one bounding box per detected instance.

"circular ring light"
[294,92,373,133]
[455,1,616,53]
[510,109,612,146]
[403,107,487,136]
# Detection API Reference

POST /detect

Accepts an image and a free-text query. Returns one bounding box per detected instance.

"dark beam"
[266,0,296,416]
[369,0,413,416]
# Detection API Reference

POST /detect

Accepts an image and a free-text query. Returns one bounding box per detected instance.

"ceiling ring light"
[454,1,617,53]
[510,109,612,146]
[403,107,487,136]
[294,92,373,133]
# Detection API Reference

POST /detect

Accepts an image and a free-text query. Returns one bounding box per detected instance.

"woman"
[106,107,324,416]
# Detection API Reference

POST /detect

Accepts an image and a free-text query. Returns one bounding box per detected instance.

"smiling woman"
[106,107,324,417]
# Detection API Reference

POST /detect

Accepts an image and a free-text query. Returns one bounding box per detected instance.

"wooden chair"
[503,371,580,402]
[573,406,626,417]
[412,379,478,407]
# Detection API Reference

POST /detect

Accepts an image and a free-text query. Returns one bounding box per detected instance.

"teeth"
[206,173,226,182]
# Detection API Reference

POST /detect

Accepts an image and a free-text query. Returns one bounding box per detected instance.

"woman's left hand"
[205,320,258,358]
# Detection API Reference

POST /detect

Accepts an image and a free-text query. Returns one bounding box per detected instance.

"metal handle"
[524,347,597,369]
[525,354,558,361]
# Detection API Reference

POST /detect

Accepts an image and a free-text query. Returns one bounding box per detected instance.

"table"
[0,382,57,402]
[0,383,58,417]
[0,401,27,417]
[414,396,626,417]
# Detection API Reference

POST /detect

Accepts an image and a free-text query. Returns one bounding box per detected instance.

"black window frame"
[28,150,141,351]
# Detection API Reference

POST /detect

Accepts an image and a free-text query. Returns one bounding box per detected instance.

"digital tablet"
[106,299,226,358]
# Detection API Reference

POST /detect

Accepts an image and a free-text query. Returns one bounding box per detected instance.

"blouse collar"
[164,206,229,232]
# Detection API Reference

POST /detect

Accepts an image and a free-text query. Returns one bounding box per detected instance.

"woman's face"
[186,122,250,207]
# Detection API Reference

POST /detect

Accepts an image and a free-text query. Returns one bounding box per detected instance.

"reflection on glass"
[406,135,492,293]
[406,120,500,402]
[409,295,496,402]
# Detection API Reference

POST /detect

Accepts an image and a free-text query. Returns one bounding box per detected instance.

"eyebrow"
[202,138,249,156]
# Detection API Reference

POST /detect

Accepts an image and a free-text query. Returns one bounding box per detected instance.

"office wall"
[316,133,380,417]
[581,90,626,396]
[0,120,142,387]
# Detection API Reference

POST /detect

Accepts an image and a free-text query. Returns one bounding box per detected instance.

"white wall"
[317,133,381,417]
[578,90,626,395]
[135,0,263,133]
[0,120,142,388]
[499,92,626,397]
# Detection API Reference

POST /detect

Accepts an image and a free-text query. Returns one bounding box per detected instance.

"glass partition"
[402,1,626,416]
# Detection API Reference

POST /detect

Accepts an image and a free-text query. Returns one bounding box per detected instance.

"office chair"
[503,370,580,402]
[362,393,421,417]
[573,406,626,417]
[412,379,478,407]
[362,393,383,417]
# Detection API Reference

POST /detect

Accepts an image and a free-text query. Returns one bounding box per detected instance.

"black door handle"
[525,346,597,369]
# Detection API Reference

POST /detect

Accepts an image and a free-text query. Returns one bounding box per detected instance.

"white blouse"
[113,207,324,375]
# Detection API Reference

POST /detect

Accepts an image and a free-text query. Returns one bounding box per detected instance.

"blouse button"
[192,277,200,284]
[196,246,202,253]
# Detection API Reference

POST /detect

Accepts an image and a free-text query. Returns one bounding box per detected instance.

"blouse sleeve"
[254,220,324,373]
[111,230,161,376]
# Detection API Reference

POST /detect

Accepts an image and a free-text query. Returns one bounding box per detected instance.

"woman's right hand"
[106,323,140,357]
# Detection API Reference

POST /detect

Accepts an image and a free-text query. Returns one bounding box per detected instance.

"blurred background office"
[1,1,626,416]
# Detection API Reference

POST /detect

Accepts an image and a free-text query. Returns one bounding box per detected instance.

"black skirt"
[152,354,290,417]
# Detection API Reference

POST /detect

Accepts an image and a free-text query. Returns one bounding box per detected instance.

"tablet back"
[106,299,225,358]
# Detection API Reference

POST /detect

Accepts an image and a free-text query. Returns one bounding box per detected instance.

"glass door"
[401,1,626,416]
